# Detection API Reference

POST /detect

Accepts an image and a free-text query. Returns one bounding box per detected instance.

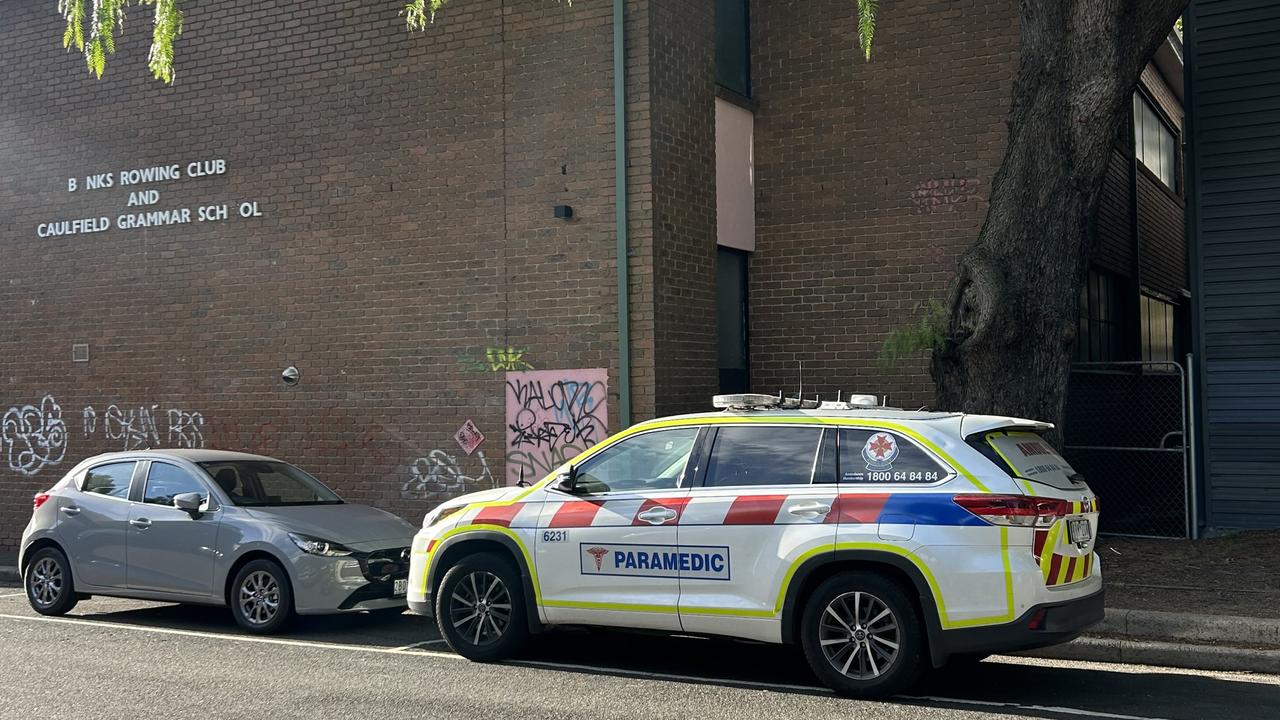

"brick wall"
[0,0,658,549]
[649,0,719,417]
[748,0,1019,410]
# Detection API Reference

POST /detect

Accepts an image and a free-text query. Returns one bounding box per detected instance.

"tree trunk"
[931,0,1187,442]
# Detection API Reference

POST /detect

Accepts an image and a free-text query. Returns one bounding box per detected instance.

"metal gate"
[1062,361,1190,538]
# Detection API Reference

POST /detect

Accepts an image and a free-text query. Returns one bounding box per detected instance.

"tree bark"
[931,0,1187,442]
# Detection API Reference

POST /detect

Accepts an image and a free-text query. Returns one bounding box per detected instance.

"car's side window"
[703,426,824,487]
[838,429,951,484]
[143,462,209,507]
[80,461,137,499]
[573,427,700,494]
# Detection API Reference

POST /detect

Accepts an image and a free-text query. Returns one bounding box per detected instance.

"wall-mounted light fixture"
[554,204,574,220]
[281,365,300,386]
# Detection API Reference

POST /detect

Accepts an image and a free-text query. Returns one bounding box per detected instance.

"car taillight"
[953,494,1068,528]
[33,493,51,510]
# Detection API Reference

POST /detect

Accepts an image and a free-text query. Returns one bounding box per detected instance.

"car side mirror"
[173,492,204,516]
[554,465,580,494]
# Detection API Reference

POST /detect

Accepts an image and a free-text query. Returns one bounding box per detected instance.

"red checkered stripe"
[455,494,899,529]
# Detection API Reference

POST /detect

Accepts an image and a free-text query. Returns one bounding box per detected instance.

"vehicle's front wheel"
[230,560,294,634]
[25,547,78,616]
[435,552,528,661]
[799,572,925,698]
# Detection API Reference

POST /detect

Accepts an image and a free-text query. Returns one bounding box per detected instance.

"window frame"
[834,426,958,488]
[690,424,830,490]
[75,460,142,503]
[141,460,219,511]
[1132,90,1179,193]
[562,426,708,496]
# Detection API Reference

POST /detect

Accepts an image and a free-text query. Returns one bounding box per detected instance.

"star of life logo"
[861,432,899,471]
[586,546,609,571]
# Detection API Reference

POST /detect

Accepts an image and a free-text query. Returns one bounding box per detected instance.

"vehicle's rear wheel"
[799,572,925,698]
[230,560,293,634]
[25,547,78,616]
[435,552,528,662]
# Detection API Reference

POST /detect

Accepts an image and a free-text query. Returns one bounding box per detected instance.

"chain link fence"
[1062,361,1189,538]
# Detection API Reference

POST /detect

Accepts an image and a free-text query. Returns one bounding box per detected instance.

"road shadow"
[63,599,440,648]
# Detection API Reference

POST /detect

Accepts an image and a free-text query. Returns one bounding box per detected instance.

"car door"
[678,424,838,642]
[57,460,139,589]
[534,426,703,631]
[126,461,222,598]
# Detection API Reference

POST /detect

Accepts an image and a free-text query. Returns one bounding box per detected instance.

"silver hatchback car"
[19,450,416,633]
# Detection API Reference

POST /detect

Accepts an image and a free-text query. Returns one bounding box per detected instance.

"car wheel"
[230,560,293,634]
[435,552,528,662]
[25,547,78,616]
[799,572,925,698]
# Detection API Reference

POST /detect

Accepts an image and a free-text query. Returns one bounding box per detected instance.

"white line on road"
[0,593,27,599]
[392,639,447,651]
[905,695,1173,720]
[0,612,1196,719]
[0,612,463,660]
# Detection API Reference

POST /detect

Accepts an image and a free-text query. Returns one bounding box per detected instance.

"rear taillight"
[33,493,51,510]
[953,494,1068,528]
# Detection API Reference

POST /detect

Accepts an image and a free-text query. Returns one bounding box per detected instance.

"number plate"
[1068,518,1092,544]
[393,578,408,597]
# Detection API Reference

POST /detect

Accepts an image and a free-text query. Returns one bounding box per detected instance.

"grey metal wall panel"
[1188,0,1280,529]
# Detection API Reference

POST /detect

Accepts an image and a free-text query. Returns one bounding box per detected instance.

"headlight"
[288,533,354,557]
[423,504,465,528]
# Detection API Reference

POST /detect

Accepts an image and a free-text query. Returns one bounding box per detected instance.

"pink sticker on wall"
[454,420,485,456]
[505,369,608,485]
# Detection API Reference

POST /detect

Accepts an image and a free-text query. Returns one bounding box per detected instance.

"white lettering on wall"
[38,157,260,238]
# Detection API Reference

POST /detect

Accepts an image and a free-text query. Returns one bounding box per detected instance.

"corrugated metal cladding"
[1187,0,1280,529]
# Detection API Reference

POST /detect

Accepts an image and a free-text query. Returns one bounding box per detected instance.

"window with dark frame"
[717,247,750,393]
[715,0,751,98]
[1140,294,1177,366]
[1133,92,1178,191]
[1076,268,1129,363]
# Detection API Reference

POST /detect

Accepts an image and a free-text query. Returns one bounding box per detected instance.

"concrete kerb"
[1018,608,1280,674]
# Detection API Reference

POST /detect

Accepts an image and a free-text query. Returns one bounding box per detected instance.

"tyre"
[435,552,528,661]
[24,547,78,616]
[799,572,925,698]
[230,559,293,634]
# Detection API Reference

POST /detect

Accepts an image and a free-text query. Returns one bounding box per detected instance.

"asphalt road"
[0,587,1277,720]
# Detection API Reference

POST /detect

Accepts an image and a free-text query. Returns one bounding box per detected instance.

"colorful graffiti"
[458,346,535,372]
[505,369,608,485]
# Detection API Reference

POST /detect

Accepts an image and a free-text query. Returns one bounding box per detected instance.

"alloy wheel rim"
[239,570,281,625]
[818,590,901,681]
[30,557,63,607]
[448,570,512,647]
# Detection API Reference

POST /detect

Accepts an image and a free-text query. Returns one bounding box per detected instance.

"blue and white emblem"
[861,432,899,471]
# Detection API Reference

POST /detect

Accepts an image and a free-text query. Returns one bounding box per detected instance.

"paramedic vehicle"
[407,394,1103,697]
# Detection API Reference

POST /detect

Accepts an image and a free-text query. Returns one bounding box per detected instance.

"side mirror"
[554,465,580,494]
[173,492,205,516]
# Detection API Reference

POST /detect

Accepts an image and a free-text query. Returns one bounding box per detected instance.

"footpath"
[4,533,1279,673]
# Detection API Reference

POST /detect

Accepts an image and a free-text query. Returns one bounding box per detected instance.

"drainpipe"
[613,0,632,428]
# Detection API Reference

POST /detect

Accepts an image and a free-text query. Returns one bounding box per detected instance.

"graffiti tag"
[505,369,608,485]
[2,395,69,476]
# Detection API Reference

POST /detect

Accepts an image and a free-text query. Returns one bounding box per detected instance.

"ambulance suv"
[407,395,1103,697]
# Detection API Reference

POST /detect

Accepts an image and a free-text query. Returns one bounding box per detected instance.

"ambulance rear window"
[980,430,1082,489]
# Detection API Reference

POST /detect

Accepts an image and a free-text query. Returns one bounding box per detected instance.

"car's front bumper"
[935,588,1105,659]
[289,548,411,615]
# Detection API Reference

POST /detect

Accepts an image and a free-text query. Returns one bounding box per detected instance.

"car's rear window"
[984,431,1080,489]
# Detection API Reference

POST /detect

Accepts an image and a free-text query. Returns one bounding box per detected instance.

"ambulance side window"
[573,428,700,494]
[838,429,949,484]
[702,426,824,487]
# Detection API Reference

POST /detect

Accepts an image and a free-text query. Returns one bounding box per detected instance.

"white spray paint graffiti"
[82,403,206,450]
[401,450,494,500]
[2,395,69,476]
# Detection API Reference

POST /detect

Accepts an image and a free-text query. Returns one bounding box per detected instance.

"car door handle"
[60,506,81,516]
[637,507,678,525]
[788,502,831,517]
[130,518,152,529]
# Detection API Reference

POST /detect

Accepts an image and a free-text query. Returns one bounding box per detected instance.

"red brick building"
[0,0,1184,548]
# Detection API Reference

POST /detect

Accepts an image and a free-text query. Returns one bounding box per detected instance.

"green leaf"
[857,0,878,61]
